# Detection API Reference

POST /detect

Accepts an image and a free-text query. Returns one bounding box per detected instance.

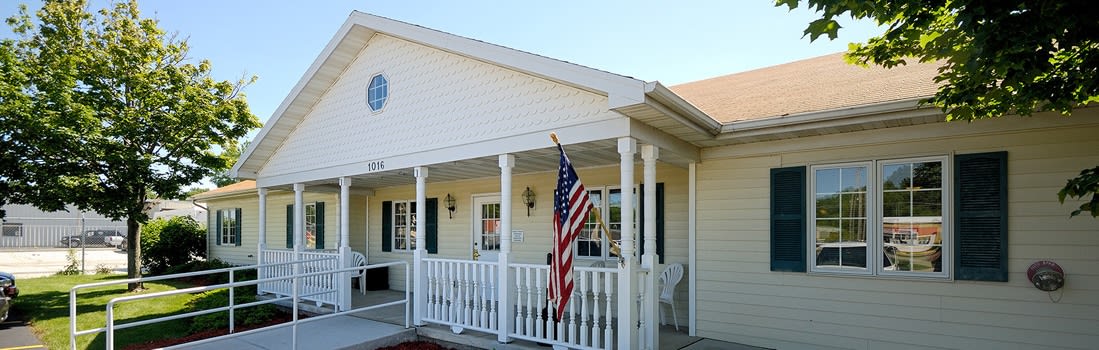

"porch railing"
[259,249,341,307]
[422,258,500,333]
[510,263,619,350]
[421,259,621,350]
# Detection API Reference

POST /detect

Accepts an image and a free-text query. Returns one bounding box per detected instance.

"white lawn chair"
[351,251,367,295]
[659,263,684,331]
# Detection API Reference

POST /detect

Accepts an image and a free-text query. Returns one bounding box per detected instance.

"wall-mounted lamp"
[522,187,536,216]
[1027,260,1065,292]
[444,193,456,219]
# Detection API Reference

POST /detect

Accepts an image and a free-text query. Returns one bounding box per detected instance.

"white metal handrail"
[69,257,333,350]
[69,259,406,350]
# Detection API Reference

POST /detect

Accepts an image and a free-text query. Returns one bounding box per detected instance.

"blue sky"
[2,1,882,128]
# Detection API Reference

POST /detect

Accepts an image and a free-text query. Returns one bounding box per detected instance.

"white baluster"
[526,267,535,337]
[492,264,499,331]
[515,266,525,336]
[580,270,590,347]
[592,270,602,349]
[605,272,614,350]
[569,270,579,345]
[479,264,488,328]
[462,262,471,326]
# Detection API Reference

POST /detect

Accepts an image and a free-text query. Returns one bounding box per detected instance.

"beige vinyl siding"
[261,192,339,250]
[695,111,1099,350]
[205,191,342,266]
[207,196,259,266]
[366,162,690,302]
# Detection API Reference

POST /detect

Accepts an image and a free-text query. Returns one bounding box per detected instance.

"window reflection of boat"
[882,235,942,272]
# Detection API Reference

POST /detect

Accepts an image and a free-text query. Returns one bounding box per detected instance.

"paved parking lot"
[0,248,128,278]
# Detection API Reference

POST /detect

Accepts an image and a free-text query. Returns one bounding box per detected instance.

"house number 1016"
[366,160,384,172]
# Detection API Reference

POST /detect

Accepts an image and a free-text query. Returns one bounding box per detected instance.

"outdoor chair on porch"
[351,251,367,295]
[659,263,684,331]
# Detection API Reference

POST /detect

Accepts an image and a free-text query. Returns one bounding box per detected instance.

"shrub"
[187,288,281,332]
[95,264,113,274]
[56,249,81,275]
[141,216,207,274]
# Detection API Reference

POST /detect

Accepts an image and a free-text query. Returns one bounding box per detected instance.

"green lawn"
[14,273,199,350]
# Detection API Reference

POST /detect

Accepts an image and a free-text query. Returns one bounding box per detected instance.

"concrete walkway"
[176,315,414,350]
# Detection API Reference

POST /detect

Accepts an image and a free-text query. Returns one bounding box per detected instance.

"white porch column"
[257,187,268,259]
[293,183,305,255]
[617,137,638,349]
[339,177,352,311]
[641,144,659,349]
[688,162,697,336]
[293,183,304,308]
[413,167,428,326]
[257,187,268,296]
[498,154,515,343]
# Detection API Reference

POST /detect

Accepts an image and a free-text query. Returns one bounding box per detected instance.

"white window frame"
[391,200,417,252]
[367,73,389,112]
[808,156,951,279]
[578,185,637,261]
[304,202,318,250]
[218,208,237,245]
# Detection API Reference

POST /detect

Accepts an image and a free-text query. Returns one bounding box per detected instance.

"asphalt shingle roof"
[670,52,943,123]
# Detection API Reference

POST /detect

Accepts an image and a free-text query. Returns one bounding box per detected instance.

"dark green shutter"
[639,183,666,264]
[955,152,1008,282]
[234,208,242,246]
[215,209,223,246]
[426,198,438,254]
[315,202,325,249]
[286,204,293,248]
[382,201,392,252]
[771,166,806,272]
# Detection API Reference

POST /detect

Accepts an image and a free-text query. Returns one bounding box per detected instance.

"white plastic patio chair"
[350,251,367,295]
[659,263,684,331]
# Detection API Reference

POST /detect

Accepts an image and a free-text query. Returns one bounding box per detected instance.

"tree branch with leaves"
[778,0,1099,217]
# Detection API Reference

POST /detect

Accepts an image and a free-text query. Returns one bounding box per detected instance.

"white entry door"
[472,195,502,262]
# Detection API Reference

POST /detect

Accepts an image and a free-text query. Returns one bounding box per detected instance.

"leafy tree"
[778,0,1099,217]
[1,0,260,289]
[209,140,250,188]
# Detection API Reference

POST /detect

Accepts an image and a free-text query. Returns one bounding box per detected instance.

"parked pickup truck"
[60,229,125,247]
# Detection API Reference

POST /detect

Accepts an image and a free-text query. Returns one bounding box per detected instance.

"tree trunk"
[126,217,143,291]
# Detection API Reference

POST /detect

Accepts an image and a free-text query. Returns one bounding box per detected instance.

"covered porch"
[252,135,699,349]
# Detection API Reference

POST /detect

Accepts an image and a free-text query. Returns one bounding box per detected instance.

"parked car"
[0,271,18,323]
[60,229,125,247]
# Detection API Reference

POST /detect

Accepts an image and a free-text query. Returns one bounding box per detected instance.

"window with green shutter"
[383,198,437,253]
[770,152,1009,281]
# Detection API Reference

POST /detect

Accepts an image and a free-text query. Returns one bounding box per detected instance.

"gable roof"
[232,12,704,179]
[191,180,256,200]
[670,52,942,123]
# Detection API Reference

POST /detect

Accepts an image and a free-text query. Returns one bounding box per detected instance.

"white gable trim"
[233,12,654,180]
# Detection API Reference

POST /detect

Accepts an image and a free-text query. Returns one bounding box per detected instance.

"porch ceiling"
[273,138,688,191]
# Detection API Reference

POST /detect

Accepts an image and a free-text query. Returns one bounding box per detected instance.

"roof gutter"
[643,82,723,137]
[718,97,940,138]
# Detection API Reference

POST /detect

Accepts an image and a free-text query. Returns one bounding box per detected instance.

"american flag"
[549,142,592,321]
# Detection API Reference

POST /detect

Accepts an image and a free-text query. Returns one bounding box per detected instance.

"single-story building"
[196,11,1099,350]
